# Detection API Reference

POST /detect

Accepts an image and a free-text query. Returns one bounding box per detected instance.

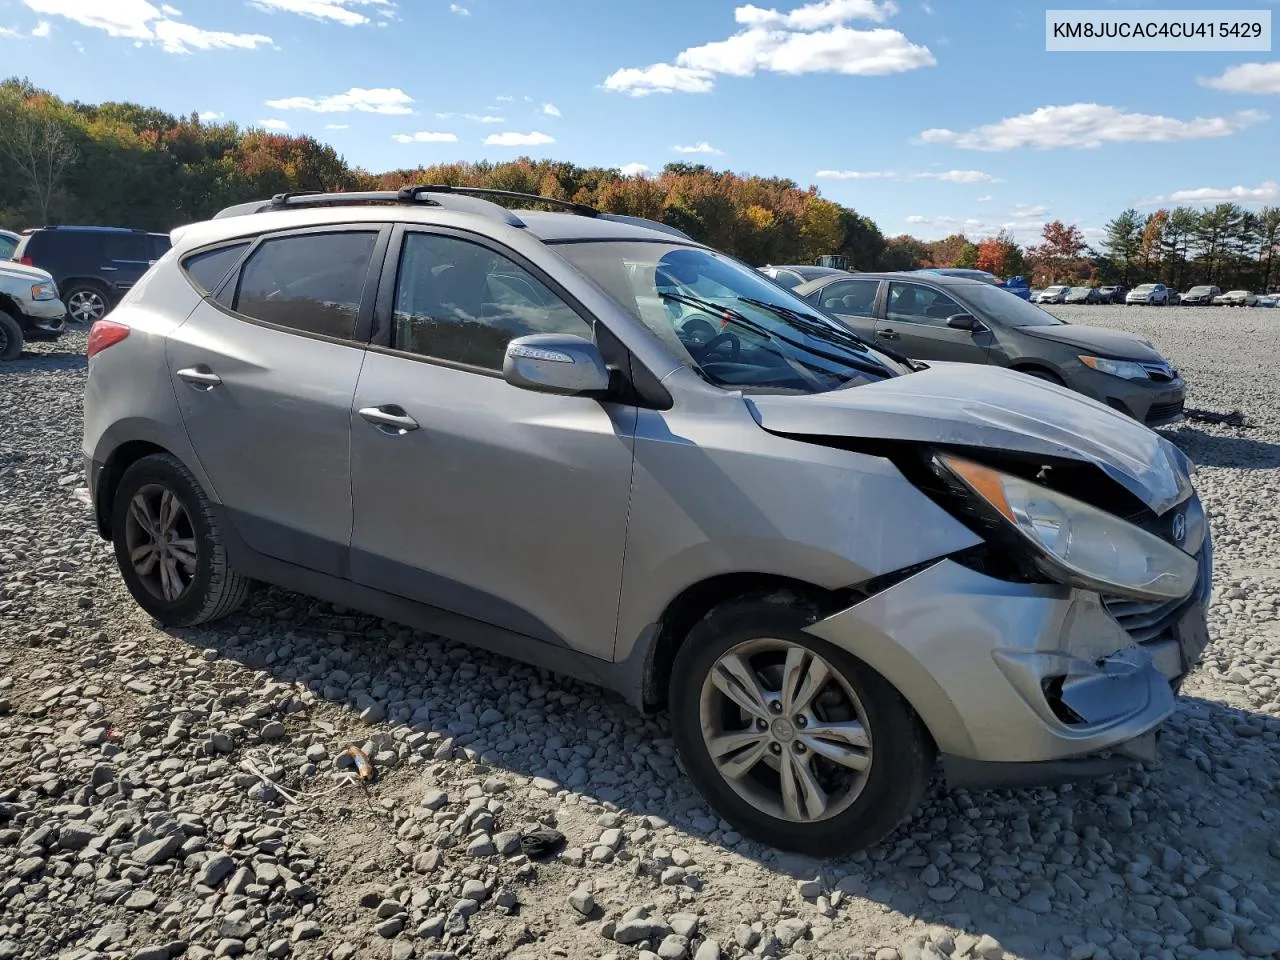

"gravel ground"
[1,305,1278,960]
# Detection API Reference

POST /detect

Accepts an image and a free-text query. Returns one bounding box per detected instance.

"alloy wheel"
[123,483,198,603]
[67,290,108,323]
[698,638,873,823]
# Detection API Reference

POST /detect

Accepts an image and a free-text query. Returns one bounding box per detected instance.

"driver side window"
[886,281,962,327]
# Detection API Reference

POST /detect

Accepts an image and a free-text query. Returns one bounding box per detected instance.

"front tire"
[0,311,22,361]
[64,284,111,324]
[669,596,933,856]
[111,453,250,626]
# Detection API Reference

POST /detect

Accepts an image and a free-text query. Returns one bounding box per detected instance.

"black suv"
[13,226,171,323]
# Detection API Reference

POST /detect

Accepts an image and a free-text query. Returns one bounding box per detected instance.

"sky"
[2,0,1279,246]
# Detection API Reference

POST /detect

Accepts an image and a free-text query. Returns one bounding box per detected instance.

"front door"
[877,280,994,363]
[167,226,387,575]
[348,228,636,659]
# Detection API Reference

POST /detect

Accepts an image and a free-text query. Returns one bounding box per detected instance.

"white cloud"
[673,141,723,155]
[619,162,650,176]
[815,168,998,183]
[260,119,290,130]
[31,20,51,36]
[1010,203,1048,216]
[449,3,469,14]
[463,114,504,123]
[198,110,223,121]
[495,95,514,101]
[0,26,19,37]
[392,131,458,143]
[603,0,932,96]
[484,131,555,146]
[918,103,1266,151]
[324,123,349,129]
[1199,62,1280,95]
[160,4,180,14]
[1141,181,1280,205]
[247,0,393,26]
[541,102,561,117]
[22,0,273,52]
[265,87,414,114]
[976,195,993,202]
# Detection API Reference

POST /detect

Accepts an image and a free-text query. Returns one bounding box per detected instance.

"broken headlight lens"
[938,454,1198,601]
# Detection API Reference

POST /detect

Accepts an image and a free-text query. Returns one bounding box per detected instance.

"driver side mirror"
[946,313,980,331]
[503,333,611,397]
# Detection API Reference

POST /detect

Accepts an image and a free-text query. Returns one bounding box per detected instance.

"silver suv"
[83,187,1213,854]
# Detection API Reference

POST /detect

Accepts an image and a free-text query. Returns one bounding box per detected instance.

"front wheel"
[0,311,22,361]
[669,597,933,856]
[111,453,251,626]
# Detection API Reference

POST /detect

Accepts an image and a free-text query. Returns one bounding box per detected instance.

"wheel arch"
[1010,361,1065,383]
[94,440,172,540]
[638,572,858,714]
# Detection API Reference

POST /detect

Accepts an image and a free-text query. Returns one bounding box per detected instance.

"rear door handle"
[99,266,119,271]
[176,366,222,389]
[359,405,420,436]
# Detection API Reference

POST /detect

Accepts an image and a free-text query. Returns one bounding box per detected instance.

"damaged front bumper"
[804,530,1212,791]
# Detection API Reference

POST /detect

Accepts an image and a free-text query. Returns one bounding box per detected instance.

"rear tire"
[64,284,111,324]
[0,311,22,361]
[668,595,933,856]
[111,453,250,626]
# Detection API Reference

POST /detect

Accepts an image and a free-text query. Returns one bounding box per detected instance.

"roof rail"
[212,184,600,225]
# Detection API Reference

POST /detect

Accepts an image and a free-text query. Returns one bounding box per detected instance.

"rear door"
[877,280,993,363]
[166,224,389,575]
[101,233,151,294]
[811,278,881,340]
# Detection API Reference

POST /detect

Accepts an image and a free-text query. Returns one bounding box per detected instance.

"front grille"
[1103,595,1184,643]
[1140,361,1176,382]
[1147,399,1184,422]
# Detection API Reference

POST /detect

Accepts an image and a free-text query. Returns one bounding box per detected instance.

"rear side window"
[819,279,880,316]
[0,236,15,260]
[233,231,378,340]
[183,243,250,295]
[148,235,172,261]
[102,233,148,261]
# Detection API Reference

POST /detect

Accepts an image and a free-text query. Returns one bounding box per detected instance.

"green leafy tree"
[1102,208,1142,284]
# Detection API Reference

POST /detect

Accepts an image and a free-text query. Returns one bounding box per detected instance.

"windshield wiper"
[736,296,923,371]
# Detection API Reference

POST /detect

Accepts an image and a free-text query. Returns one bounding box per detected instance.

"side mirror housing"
[946,313,979,330]
[503,333,611,397]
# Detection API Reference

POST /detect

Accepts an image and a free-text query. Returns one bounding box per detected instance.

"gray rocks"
[568,887,595,916]
[197,854,236,888]
[133,835,182,866]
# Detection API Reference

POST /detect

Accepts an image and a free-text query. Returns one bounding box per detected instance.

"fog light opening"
[1043,677,1087,725]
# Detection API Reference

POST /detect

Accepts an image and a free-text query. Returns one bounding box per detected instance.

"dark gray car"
[795,271,1186,427]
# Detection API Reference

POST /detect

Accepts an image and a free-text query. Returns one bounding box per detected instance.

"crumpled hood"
[746,362,1193,514]
[0,261,55,284]
[1017,323,1166,361]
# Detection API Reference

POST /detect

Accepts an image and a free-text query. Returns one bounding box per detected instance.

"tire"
[668,596,934,856]
[0,311,22,361]
[111,453,251,626]
[64,284,111,324]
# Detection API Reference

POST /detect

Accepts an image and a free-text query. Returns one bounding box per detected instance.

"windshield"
[1189,286,1213,294]
[1227,290,1249,296]
[1045,286,1068,293]
[1069,287,1090,294]
[1134,284,1155,293]
[553,241,906,394]
[960,282,1065,326]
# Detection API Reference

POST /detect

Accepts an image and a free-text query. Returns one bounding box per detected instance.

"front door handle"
[99,266,119,272]
[878,328,900,340]
[176,366,222,389]
[359,405,420,436]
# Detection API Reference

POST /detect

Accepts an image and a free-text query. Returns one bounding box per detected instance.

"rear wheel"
[64,285,110,324]
[669,597,933,855]
[0,311,22,361]
[111,453,250,626]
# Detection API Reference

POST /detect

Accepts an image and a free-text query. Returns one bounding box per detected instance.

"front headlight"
[938,454,1198,601]
[1079,356,1149,380]
[30,282,58,301]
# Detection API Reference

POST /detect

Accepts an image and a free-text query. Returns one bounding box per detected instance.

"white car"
[1213,290,1258,307]
[1256,294,1278,308]
[1033,285,1070,304]
[1125,283,1171,305]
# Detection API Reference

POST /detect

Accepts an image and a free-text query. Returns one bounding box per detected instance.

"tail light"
[20,256,33,266]
[87,320,130,358]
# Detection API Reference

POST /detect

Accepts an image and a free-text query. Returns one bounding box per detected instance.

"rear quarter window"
[182,243,251,295]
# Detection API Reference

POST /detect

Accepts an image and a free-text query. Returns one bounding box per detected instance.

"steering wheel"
[696,331,741,361]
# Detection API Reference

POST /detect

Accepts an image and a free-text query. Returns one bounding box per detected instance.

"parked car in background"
[0,229,19,261]
[999,275,1031,300]
[83,186,1211,856]
[758,264,851,289]
[1126,283,1171,305]
[1064,286,1102,304]
[0,255,68,360]
[1179,285,1219,306]
[1214,289,1258,307]
[796,270,1187,427]
[1256,294,1278,308]
[1033,285,1070,304]
[1097,285,1127,304]
[13,226,171,323]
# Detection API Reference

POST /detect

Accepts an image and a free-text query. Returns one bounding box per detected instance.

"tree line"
[3,77,1277,292]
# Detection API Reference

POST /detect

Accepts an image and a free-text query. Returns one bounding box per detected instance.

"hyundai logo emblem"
[1171,512,1187,544]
